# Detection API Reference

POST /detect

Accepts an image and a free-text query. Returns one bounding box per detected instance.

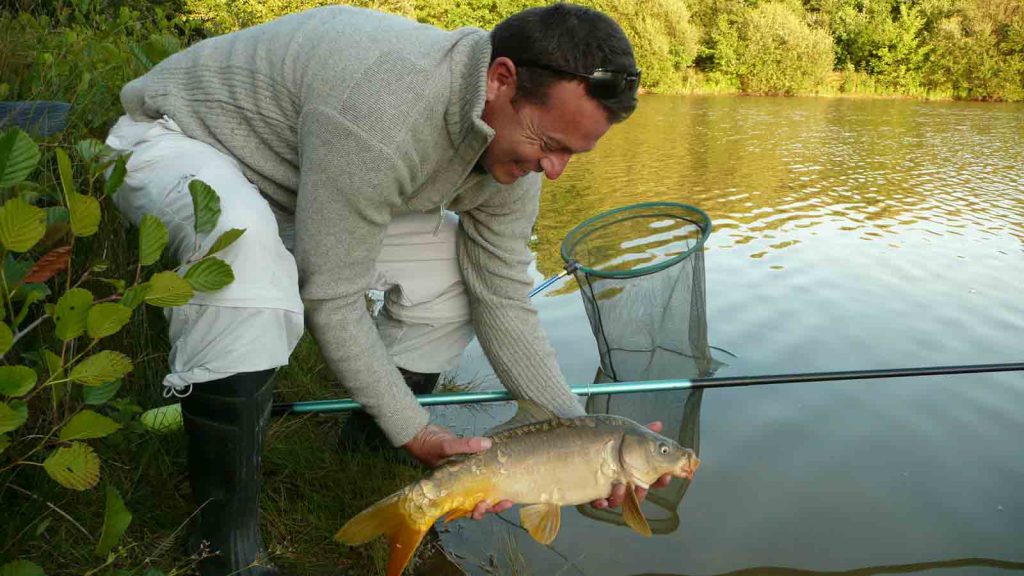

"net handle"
[528,260,579,298]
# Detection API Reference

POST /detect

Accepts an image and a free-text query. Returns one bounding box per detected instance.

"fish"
[335,400,700,576]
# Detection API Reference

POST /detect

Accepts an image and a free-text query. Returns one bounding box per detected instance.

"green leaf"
[0,322,11,355]
[138,214,168,266]
[0,559,46,576]
[145,271,193,307]
[189,179,220,234]
[121,283,149,310]
[0,366,36,397]
[56,147,75,199]
[0,128,40,188]
[42,349,63,380]
[0,400,28,433]
[105,155,127,197]
[59,409,122,441]
[13,288,45,327]
[86,303,132,340]
[0,434,9,455]
[43,441,100,490]
[67,191,101,237]
[205,228,246,257]
[140,402,182,433]
[54,287,94,341]
[0,198,46,252]
[184,257,234,292]
[83,379,121,405]
[96,277,126,292]
[95,484,133,557]
[45,206,69,225]
[75,139,106,164]
[70,351,133,386]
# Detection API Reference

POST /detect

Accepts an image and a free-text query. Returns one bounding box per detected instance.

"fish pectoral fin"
[519,503,562,545]
[622,484,653,537]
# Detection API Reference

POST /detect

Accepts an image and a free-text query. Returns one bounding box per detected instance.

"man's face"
[480,58,612,185]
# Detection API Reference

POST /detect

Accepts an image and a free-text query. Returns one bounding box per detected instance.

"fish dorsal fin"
[519,503,561,545]
[485,400,557,436]
[622,484,652,537]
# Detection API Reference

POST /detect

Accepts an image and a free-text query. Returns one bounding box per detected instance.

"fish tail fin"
[335,492,404,546]
[335,492,433,576]
[386,520,430,576]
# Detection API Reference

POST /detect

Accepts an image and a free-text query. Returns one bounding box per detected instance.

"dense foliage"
[167,0,1024,101]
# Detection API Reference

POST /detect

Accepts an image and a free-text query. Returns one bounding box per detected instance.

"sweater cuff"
[372,378,432,447]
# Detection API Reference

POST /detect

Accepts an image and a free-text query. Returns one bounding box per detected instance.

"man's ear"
[486,56,518,102]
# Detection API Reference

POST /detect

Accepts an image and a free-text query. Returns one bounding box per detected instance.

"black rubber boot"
[398,368,440,395]
[181,369,279,576]
[339,368,439,453]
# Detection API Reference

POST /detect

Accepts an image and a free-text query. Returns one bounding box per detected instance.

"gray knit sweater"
[120,6,585,445]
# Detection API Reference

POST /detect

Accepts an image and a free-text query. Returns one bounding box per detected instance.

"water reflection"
[631,556,1024,575]
[443,95,1024,576]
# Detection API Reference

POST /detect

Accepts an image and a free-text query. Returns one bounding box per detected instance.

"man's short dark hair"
[490,3,638,122]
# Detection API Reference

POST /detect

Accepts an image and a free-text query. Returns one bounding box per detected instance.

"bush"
[0,127,241,574]
[0,2,195,138]
[590,0,700,93]
[736,2,835,95]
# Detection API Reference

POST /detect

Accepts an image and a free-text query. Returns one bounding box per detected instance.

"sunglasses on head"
[515,61,642,100]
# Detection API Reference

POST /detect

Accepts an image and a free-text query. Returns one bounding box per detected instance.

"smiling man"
[105,4,642,574]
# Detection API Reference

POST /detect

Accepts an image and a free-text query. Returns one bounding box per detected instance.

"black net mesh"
[560,202,714,383]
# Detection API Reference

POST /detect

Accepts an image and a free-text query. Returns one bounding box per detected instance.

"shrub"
[0,127,240,574]
[735,2,835,95]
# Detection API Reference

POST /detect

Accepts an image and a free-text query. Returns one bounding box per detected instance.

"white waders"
[105,114,475,396]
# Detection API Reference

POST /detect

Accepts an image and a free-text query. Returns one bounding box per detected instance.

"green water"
[434,95,1024,575]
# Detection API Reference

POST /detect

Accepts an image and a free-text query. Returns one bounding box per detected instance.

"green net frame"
[560,202,713,383]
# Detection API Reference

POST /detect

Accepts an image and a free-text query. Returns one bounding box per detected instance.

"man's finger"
[645,421,663,433]
[442,435,492,457]
[490,500,515,514]
[472,501,489,521]
[635,485,648,502]
[653,473,673,488]
[591,498,609,509]
[607,483,626,508]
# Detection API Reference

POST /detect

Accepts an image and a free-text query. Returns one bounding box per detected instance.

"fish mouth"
[677,455,701,480]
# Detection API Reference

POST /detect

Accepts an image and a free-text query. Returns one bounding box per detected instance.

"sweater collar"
[445,29,495,165]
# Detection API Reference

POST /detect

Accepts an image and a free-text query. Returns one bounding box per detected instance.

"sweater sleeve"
[457,176,586,418]
[295,105,430,446]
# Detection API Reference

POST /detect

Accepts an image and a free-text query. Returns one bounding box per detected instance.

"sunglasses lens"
[588,70,640,100]
[589,71,625,99]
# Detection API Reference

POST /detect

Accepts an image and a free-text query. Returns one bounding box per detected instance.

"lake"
[431,95,1024,576]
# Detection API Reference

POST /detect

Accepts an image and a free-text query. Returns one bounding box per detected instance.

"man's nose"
[538,152,571,180]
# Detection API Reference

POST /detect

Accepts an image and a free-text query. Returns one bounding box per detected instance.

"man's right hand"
[401,423,491,468]
[401,424,514,519]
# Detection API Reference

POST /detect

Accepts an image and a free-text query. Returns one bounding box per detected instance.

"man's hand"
[402,424,514,519]
[590,421,673,510]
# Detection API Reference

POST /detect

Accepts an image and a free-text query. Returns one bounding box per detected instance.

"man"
[106,3,659,574]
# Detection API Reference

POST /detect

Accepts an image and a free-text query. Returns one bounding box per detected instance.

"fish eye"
[658,443,670,455]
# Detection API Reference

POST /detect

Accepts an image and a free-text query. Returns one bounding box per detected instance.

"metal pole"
[271,361,1024,416]
[528,260,579,298]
